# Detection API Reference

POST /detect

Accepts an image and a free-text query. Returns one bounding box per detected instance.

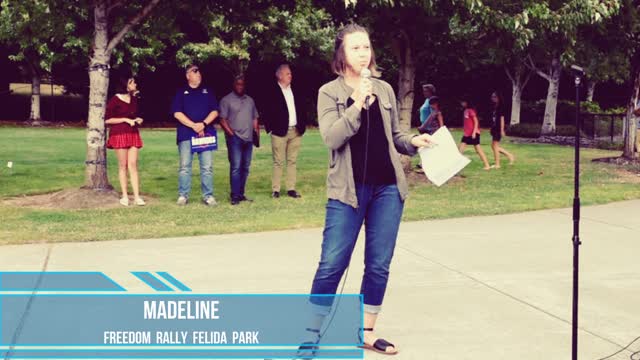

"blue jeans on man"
[310,183,404,315]
[178,140,214,200]
[226,134,253,201]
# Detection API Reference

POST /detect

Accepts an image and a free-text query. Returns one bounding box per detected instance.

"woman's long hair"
[331,23,381,77]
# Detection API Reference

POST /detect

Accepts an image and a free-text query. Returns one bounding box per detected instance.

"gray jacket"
[317,76,417,208]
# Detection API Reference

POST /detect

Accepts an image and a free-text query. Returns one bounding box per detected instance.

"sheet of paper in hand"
[191,129,218,153]
[418,126,471,186]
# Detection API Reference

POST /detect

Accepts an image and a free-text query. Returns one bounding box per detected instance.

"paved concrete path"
[2,200,640,359]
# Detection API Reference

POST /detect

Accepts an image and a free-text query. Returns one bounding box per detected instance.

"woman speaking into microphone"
[307,23,433,356]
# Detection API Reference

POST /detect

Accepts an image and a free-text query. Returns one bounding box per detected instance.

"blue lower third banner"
[1,294,363,359]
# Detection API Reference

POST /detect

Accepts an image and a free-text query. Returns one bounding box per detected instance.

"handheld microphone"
[361,68,371,107]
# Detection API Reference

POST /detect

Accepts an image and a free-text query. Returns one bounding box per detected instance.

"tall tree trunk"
[541,57,562,135]
[397,63,415,132]
[623,65,639,159]
[83,0,160,190]
[511,86,523,126]
[505,63,531,126]
[29,72,41,124]
[392,30,415,172]
[84,2,112,190]
[586,80,596,102]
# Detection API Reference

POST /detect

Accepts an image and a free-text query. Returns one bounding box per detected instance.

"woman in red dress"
[105,76,145,206]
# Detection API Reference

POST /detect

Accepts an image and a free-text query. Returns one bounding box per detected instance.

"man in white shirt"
[262,64,306,198]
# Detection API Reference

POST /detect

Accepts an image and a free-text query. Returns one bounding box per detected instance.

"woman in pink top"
[458,98,490,170]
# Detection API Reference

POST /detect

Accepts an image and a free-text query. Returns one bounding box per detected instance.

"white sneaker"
[176,196,188,206]
[134,197,146,206]
[119,197,129,206]
[203,196,217,206]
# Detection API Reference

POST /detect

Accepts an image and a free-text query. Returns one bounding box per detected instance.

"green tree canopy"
[176,0,335,75]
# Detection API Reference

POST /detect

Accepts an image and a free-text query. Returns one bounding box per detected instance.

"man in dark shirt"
[219,76,260,205]
[170,64,220,206]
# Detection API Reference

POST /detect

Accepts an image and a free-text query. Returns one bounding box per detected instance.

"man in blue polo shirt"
[171,64,220,206]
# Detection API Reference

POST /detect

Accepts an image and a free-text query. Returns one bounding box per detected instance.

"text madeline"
[143,300,220,320]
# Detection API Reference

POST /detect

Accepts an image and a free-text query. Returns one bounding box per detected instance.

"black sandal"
[294,328,321,359]
[359,327,398,356]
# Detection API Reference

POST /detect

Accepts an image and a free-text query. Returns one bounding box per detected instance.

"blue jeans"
[310,184,404,314]
[178,140,213,199]
[226,134,253,200]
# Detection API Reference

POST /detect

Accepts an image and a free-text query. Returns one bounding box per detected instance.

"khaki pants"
[636,129,640,154]
[271,127,302,192]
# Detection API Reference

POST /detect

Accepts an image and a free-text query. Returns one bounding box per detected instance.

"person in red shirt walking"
[105,76,145,206]
[458,98,491,170]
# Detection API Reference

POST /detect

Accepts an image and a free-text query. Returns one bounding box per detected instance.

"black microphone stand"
[571,66,583,360]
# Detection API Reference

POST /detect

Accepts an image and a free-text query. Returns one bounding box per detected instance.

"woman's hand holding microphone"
[352,69,373,109]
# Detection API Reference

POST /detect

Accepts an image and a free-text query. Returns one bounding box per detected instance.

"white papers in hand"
[418,126,471,186]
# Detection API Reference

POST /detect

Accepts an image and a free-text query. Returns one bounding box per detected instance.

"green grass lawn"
[1,126,639,245]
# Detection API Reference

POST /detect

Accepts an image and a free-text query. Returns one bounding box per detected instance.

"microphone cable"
[595,335,640,360]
